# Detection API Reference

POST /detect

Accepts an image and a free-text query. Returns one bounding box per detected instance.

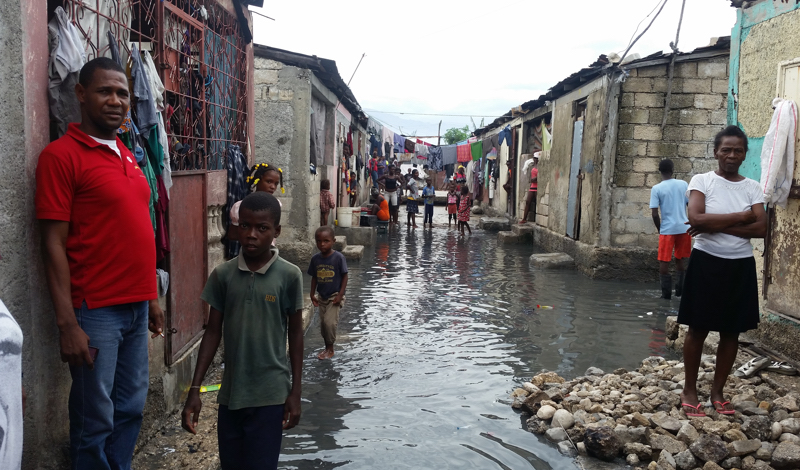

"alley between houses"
[133,211,677,470]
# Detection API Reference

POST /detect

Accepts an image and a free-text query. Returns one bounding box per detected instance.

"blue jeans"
[424,204,434,224]
[69,301,149,470]
[218,404,285,470]
[371,170,379,189]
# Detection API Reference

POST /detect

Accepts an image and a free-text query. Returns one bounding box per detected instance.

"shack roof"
[253,44,368,126]
[474,37,731,136]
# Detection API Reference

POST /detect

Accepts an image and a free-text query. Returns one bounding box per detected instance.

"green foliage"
[443,126,469,145]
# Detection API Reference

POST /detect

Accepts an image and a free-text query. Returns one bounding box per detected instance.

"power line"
[365,110,502,118]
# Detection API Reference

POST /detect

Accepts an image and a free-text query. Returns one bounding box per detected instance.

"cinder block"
[614,202,645,218]
[646,143,678,158]
[683,79,712,93]
[652,77,684,93]
[635,93,665,108]
[673,158,694,173]
[626,188,652,204]
[617,141,647,157]
[693,125,723,142]
[675,62,697,78]
[278,89,294,101]
[611,188,628,204]
[663,126,694,141]
[694,94,723,110]
[333,236,347,251]
[616,172,645,187]
[254,69,279,85]
[620,93,635,108]
[626,218,657,235]
[619,108,650,124]
[622,77,653,93]
[615,156,634,172]
[498,231,521,244]
[637,65,668,77]
[697,62,728,79]
[645,173,661,188]
[693,158,719,173]
[342,245,364,260]
[611,218,625,233]
[618,124,635,140]
[613,233,639,246]
[712,79,730,94]
[667,94,695,109]
[633,125,663,141]
[254,58,283,70]
[710,110,728,125]
[638,234,659,249]
[633,156,660,173]
[538,204,549,216]
[648,109,680,125]
[268,88,280,100]
[536,214,549,226]
[678,143,709,159]
[679,109,710,125]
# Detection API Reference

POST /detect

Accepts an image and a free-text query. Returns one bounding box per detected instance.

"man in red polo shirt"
[36,57,163,470]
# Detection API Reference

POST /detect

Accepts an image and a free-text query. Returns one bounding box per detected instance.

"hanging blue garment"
[428,146,444,171]
[393,133,406,154]
[498,125,512,146]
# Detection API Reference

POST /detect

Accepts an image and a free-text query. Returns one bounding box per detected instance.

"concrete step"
[335,226,376,247]
[498,231,520,244]
[478,217,511,232]
[333,236,347,251]
[529,252,575,269]
[511,223,534,236]
[342,245,364,261]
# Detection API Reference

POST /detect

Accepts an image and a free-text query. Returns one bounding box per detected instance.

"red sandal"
[681,402,707,417]
[713,401,735,415]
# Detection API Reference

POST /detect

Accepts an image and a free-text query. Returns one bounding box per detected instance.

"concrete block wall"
[612,57,729,249]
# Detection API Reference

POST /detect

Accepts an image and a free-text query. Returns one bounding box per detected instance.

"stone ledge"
[342,245,364,260]
[529,252,575,269]
[478,217,511,232]
[335,226,376,247]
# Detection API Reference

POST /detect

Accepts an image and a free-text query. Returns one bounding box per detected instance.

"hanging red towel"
[457,144,471,163]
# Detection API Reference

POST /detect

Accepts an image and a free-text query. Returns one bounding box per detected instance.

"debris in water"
[536,305,554,309]
[646,312,653,315]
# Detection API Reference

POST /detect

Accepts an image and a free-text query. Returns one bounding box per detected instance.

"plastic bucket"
[337,207,352,227]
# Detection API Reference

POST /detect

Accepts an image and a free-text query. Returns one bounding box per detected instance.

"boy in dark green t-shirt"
[181,192,304,470]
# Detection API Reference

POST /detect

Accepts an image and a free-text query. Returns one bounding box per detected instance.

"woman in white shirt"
[679,126,767,417]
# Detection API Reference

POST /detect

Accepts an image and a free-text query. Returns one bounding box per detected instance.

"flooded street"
[281,209,679,470]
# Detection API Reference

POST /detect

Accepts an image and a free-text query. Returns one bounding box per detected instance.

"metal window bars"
[57,0,248,172]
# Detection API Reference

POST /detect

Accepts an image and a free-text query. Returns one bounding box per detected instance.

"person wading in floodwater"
[649,159,690,299]
[678,125,766,417]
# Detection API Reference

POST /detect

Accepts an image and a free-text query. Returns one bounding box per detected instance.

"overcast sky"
[251,0,736,138]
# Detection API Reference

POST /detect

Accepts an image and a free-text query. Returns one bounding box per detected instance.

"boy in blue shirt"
[181,192,304,470]
[422,178,436,228]
[650,159,690,299]
[308,226,348,360]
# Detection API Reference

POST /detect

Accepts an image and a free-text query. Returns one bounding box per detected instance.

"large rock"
[677,423,700,445]
[537,405,556,420]
[545,427,568,442]
[658,449,677,470]
[557,440,577,457]
[674,449,697,470]
[742,416,772,441]
[584,426,623,461]
[552,409,575,429]
[529,252,575,269]
[703,462,724,470]
[771,442,800,469]
[341,244,364,260]
[690,434,729,463]
[478,217,511,232]
[526,416,549,434]
[774,396,800,413]
[729,439,762,457]
[531,372,564,387]
[585,367,605,376]
[703,420,732,435]
[624,442,653,460]
[720,456,742,469]
[650,433,689,454]
[521,391,549,414]
[651,411,683,433]
[780,418,800,434]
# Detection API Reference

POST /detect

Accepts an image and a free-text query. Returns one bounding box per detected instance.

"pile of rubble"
[512,357,800,469]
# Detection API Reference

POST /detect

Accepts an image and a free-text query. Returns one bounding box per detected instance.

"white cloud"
[252,0,735,135]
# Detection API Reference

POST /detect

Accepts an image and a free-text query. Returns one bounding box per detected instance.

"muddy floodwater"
[280,212,679,470]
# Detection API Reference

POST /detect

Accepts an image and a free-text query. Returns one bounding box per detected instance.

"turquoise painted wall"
[729,1,800,181]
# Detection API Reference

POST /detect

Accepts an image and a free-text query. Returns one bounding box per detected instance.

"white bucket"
[337,207,352,227]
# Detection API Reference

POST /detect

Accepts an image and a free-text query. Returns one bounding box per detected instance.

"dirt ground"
[132,364,224,470]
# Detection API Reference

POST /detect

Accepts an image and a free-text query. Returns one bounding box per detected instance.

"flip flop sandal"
[713,401,736,415]
[734,356,770,378]
[765,361,798,375]
[681,403,707,417]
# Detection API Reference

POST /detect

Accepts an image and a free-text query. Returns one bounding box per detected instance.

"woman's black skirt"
[677,249,759,333]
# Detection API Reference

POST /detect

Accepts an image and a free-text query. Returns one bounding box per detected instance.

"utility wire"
[619,0,669,65]
[618,0,667,55]
[661,0,687,129]
[365,110,502,118]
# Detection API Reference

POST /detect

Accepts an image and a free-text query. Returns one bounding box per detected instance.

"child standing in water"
[447,183,459,228]
[308,226,348,360]
[406,169,420,228]
[320,179,335,226]
[422,178,436,228]
[458,186,472,236]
